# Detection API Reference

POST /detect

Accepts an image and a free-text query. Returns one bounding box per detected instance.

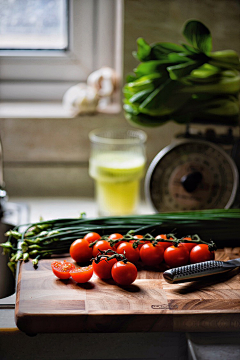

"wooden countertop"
[15,248,240,335]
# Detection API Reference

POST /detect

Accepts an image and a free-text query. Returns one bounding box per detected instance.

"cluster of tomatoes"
[51,231,215,286]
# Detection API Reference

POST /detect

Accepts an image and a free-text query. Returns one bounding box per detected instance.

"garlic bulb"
[87,67,118,98]
[63,83,99,116]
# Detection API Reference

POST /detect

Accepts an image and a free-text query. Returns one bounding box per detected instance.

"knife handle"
[163,260,237,284]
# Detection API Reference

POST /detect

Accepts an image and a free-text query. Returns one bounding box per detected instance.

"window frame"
[0,0,122,101]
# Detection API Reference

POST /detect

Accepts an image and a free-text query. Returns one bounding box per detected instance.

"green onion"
[1,208,240,274]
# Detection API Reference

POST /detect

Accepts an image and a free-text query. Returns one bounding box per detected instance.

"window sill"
[0,101,122,119]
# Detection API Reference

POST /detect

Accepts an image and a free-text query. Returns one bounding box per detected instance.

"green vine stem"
[96,232,217,251]
[93,249,128,264]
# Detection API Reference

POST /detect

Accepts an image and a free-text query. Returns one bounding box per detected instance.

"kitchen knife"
[163,258,240,284]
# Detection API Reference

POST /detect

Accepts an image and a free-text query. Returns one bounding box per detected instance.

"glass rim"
[89,127,147,145]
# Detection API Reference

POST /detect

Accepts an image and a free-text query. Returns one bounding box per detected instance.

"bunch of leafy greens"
[123,20,240,127]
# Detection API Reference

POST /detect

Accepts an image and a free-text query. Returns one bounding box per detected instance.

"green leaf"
[168,60,204,80]
[183,20,212,54]
[123,103,140,115]
[126,73,162,93]
[134,61,165,77]
[133,38,151,61]
[181,74,240,94]
[134,60,171,77]
[150,42,186,58]
[190,63,222,79]
[126,74,137,83]
[139,80,191,116]
[122,87,134,100]
[181,43,200,54]
[209,50,240,70]
[134,54,190,77]
[139,83,172,116]
[168,53,191,63]
[129,88,153,104]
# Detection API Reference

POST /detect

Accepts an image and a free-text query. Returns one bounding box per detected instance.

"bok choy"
[123,20,240,127]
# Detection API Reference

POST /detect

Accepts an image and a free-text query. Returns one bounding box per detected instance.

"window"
[0,0,122,101]
[0,0,68,50]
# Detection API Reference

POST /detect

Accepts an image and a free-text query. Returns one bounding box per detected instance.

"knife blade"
[163,258,240,284]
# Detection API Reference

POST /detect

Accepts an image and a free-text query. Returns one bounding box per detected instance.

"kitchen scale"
[145,125,240,212]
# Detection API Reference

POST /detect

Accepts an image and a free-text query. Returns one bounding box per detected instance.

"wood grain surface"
[15,248,240,334]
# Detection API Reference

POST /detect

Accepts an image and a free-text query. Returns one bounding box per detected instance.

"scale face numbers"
[145,139,239,212]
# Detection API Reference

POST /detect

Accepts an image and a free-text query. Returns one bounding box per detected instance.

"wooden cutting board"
[15,248,240,335]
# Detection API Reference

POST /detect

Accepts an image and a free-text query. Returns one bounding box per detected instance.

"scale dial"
[145,139,239,212]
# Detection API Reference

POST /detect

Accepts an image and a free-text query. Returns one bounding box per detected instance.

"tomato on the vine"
[116,242,140,263]
[70,238,93,263]
[108,233,124,250]
[51,260,75,280]
[155,234,173,250]
[164,244,189,268]
[130,234,149,250]
[133,235,143,240]
[83,232,101,244]
[180,237,196,253]
[140,243,164,266]
[190,244,215,264]
[111,261,137,286]
[92,240,112,258]
[92,256,117,280]
[69,265,93,283]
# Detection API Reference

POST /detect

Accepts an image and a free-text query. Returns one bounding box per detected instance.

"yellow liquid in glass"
[89,151,146,216]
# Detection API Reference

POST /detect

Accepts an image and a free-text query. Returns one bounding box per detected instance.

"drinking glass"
[89,127,147,216]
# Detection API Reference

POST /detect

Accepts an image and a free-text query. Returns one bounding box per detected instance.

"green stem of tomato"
[93,249,128,264]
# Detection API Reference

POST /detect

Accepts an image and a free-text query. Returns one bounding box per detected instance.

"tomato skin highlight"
[111,261,137,286]
[70,238,93,263]
[92,256,117,279]
[140,243,164,266]
[117,242,140,263]
[164,244,189,268]
[92,240,112,258]
[70,265,93,283]
[133,235,143,239]
[51,260,75,279]
[190,244,215,264]
[84,232,101,244]
[155,234,173,250]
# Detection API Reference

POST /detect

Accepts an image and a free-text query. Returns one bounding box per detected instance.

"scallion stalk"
[1,208,240,274]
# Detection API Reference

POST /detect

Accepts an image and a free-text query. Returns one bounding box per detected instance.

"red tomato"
[92,240,112,258]
[164,244,189,268]
[69,265,93,283]
[190,244,215,264]
[133,235,143,239]
[116,242,140,263]
[140,243,164,266]
[92,256,117,279]
[111,261,138,286]
[83,232,101,244]
[108,233,123,250]
[180,237,196,253]
[70,238,93,263]
[51,260,75,280]
[155,234,173,250]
